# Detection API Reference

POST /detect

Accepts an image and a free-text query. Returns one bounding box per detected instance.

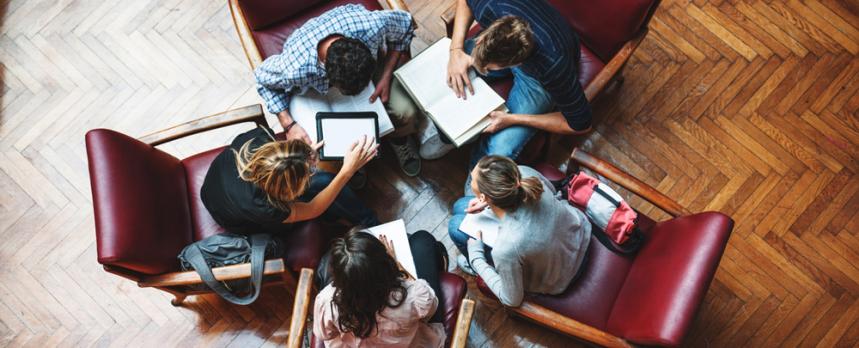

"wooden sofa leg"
[171,295,187,306]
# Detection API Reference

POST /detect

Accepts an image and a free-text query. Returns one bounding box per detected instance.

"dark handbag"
[178,233,282,305]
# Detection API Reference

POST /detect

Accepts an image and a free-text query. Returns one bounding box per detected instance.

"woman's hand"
[465,197,488,213]
[341,135,379,176]
[447,49,474,99]
[475,230,483,242]
[380,234,396,258]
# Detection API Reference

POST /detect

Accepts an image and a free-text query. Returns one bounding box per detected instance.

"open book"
[458,209,501,248]
[366,219,417,279]
[289,82,394,143]
[394,37,506,147]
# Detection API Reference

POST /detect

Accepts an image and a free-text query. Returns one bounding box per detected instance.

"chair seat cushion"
[606,212,733,346]
[251,0,384,60]
[181,145,341,272]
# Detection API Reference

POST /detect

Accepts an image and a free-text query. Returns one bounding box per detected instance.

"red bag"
[565,172,644,254]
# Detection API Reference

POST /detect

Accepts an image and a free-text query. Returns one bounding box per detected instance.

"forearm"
[286,170,352,223]
[509,112,591,135]
[450,0,473,47]
[381,50,402,79]
[467,241,523,306]
[277,110,295,130]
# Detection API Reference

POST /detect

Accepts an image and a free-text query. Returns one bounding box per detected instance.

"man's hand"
[369,74,392,103]
[483,110,515,134]
[465,197,488,213]
[447,49,474,99]
[287,122,313,144]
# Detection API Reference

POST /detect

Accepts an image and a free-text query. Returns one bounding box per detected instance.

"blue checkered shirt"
[254,4,414,115]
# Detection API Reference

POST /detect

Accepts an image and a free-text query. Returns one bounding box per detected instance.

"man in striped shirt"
[444,0,593,168]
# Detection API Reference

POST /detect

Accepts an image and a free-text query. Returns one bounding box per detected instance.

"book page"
[289,89,332,143]
[425,78,505,143]
[365,220,418,279]
[394,38,453,109]
[327,83,395,137]
[458,209,500,248]
[318,117,378,158]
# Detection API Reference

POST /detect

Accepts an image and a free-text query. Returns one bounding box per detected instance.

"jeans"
[463,38,555,194]
[448,196,494,264]
[299,171,379,227]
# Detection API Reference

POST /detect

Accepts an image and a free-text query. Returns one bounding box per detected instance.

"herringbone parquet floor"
[1,0,858,347]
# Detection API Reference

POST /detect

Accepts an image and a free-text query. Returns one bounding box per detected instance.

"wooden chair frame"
[286,268,477,348]
[483,147,690,348]
[102,104,301,306]
[229,0,412,71]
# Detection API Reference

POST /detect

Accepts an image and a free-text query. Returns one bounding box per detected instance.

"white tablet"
[315,112,380,160]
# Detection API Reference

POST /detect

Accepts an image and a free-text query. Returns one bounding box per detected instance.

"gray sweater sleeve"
[467,239,525,307]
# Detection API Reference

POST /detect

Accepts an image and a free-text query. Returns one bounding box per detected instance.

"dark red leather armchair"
[86,104,341,305]
[472,149,733,347]
[285,268,476,348]
[229,0,411,70]
[442,0,661,164]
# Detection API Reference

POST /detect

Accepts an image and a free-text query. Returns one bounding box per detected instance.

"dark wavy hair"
[326,37,376,96]
[330,228,407,338]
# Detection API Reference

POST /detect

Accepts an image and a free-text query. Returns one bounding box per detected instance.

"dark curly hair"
[326,37,376,96]
[330,228,407,338]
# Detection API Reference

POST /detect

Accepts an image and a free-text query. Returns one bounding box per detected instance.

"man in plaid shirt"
[255,4,425,180]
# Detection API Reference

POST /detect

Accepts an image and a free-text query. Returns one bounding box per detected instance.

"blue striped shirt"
[254,4,414,115]
[468,0,592,130]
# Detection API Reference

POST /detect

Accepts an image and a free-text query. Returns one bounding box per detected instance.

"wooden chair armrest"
[138,258,286,287]
[583,30,647,101]
[449,299,476,348]
[138,104,266,146]
[384,0,409,11]
[440,2,457,38]
[512,301,632,348]
[228,0,264,69]
[287,268,315,348]
[570,148,691,217]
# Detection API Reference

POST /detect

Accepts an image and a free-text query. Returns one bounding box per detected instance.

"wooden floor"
[1,0,858,346]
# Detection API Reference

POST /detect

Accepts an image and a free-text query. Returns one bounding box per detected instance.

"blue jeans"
[463,39,555,195]
[448,196,494,264]
[299,171,379,227]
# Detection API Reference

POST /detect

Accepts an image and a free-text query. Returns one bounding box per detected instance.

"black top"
[467,0,592,130]
[201,126,291,235]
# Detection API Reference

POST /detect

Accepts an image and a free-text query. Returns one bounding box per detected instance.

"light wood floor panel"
[1,0,858,347]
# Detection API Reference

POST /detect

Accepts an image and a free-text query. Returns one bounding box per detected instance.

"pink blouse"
[312,279,446,348]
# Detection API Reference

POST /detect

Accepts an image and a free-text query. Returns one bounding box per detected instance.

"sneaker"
[457,254,476,276]
[419,132,455,160]
[390,137,421,177]
[348,167,367,190]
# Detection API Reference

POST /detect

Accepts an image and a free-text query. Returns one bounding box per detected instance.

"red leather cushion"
[547,0,657,62]
[86,129,193,275]
[606,212,733,346]
[440,272,467,346]
[250,0,384,59]
[238,0,328,30]
[182,147,227,241]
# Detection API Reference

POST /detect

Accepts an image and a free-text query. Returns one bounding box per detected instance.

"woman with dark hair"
[448,155,591,307]
[313,229,448,347]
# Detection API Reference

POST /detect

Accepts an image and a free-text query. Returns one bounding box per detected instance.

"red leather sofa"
[473,150,733,347]
[86,105,341,305]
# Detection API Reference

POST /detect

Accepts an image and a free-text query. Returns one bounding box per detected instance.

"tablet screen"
[318,117,378,159]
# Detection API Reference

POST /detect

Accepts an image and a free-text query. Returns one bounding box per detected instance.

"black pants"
[315,230,447,323]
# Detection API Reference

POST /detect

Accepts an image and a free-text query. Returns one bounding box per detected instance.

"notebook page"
[327,83,394,136]
[289,89,332,143]
[366,220,418,279]
[425,78,504,141]
[458,209,500,248]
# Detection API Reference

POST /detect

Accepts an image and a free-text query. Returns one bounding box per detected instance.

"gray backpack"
[178,233,282,305]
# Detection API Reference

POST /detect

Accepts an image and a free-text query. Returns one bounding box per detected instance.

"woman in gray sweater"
[448,155,592,307]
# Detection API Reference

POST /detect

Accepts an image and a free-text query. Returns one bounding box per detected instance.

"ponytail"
[475,155,543,211]
[518,176,544,204]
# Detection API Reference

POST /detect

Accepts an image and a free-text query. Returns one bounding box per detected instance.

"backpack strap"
[183,234,271,305]
[592,226,645,255]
